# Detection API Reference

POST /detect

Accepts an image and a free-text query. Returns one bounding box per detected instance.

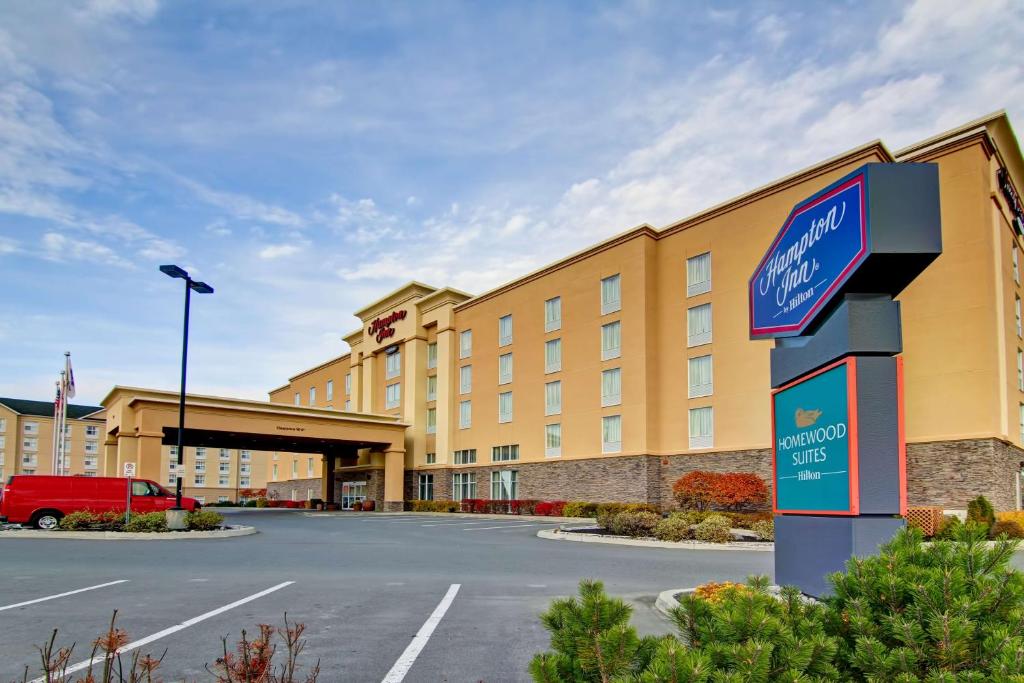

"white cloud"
[754,14,788,48]
[41,231,134,268]
[259,243,302,259]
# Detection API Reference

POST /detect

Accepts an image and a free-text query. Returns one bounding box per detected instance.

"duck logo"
[794,408,823,428]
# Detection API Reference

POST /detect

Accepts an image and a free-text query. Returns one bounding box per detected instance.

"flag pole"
[57,370,66,475]
[62,352,75,476]
[51,380,61,474]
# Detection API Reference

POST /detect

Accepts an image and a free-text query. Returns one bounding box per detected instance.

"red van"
[0,475,200,529]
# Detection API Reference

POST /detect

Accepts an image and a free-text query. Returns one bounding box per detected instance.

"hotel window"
[418,473,434,500]
[292,460,298,477]
[195,447,206,460]
[499,314,513,347]
[1020,403,1024,444]
[688,303,712,347]
[85,425,98,437]
[84,457,97,469]
[460,365,472,394]
[545,297,562,332]
[499,353,513,385]
[687,252,712,296]
[385,382,401,409]
[601,321,621,360]
[453,449,477,465]
[344,400,352,411]
[601,274,621,315]
[601,368,622,407]
[195,461,206,472]
[386,350,402,379]
[545,423,562,457]
[0,418,5,432]
[459,400,472,429]
[1018,297,1023,338]
[460,330,472,358]
[169,446,178,458]
[167,472,177,486]
[545,381,562,416]
[427,408,437,434]
[427,342,438,369]
[545,338,562,373]
[241,450,251,461]
[218,476,229,487]
[240,463,251,474]
[492,444,519,462]
[84,441,99,455]
[220,448,231,460]
[491,470,518,500]
[498,391,513,423]
[327,379,334,401]
[452,472,477,501]
[218,495,230,503]
[688,355,713,397]
[602,415,622,454]
[240,477,250,487]
[22,437,38,452]
[23,421,38,435]
[427,375,438,401]
[1018,349,1023,392]
[1015,246,1020,285]
[0,436,4,450]
[309,387,316,406]
[345,372,352,395]
[689,406,713,449]
[194,474,205,487]
[219,462,230,474]
[272,464,279,480]
[426,452,436,464]
[294,392,300,406]
[307,457,314,477]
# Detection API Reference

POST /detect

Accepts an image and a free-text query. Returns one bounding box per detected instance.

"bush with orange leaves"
[671,470,769,512]
[692,581,749,604]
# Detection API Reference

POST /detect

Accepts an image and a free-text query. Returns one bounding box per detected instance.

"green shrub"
[255,498,268,508]
[125,512,168,533]
[57,510,124,531]
[407,500,461,512]
[608,511,661,538]
[726,511,773,529]
[967,494,996,531]
[58,510,97,530]
[595,503,659,529]
[653,514,692,542]
[692,514,732,543]
[186,510,224,531]
[561,501,598,518]
[751,518,775,541]
[991,519,1024,539]
[934,514,963,540]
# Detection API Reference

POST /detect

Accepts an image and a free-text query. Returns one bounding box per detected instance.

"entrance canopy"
[100,386,409,507]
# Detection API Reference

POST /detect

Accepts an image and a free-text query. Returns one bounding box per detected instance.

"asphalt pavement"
[0,510,775,682]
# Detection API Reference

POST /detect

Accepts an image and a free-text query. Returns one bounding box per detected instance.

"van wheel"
[32,511,63,530]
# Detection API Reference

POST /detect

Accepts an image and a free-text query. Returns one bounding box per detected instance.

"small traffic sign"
[123,462,137,478]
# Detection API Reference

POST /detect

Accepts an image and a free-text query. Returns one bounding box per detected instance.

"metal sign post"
[123,462,136,526]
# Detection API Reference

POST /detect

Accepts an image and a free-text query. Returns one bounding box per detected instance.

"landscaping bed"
[55,509,227,533]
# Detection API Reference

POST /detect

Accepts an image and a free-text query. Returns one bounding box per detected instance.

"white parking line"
[419,522,491,527]
[0,580,129,613]
[32,581,295,683]
[463,524,538,531]
[380,583,460,683]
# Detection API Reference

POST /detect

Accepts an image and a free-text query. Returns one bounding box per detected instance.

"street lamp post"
[160,265,213,523]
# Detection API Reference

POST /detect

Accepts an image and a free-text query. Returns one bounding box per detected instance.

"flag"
[64,352,75,399]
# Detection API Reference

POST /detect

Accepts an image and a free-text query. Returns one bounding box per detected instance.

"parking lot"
[0,509,772,681]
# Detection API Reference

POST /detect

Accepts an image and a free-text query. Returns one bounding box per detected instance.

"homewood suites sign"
[368,309,407,343]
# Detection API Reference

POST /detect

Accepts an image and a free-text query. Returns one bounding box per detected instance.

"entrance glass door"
[341,481,367,510]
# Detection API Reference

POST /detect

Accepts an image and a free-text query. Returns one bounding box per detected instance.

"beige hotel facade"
[257,112,1021,512]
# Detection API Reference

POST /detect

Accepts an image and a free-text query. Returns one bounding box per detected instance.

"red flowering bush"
[672,471,769,511]
[535,501,567,516]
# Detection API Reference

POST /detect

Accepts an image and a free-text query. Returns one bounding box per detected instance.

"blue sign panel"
[749,170,868,339]
[773,359,858,515]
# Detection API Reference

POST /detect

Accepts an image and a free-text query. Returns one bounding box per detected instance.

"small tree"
[710,473,769,511]
[966,494,996,533]
[672,471,719,511]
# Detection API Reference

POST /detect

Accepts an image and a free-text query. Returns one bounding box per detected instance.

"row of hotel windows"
[14,437,100,454]
[417,470,519,501]
[294,373,356,407]
[7,421,101,437]
[168,447,252,461]
[270,457,319,480]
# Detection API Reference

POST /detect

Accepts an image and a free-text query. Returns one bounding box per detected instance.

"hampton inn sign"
[367,309,407,344]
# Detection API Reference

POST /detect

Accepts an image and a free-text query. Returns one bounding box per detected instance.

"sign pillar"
[749,163,941,596]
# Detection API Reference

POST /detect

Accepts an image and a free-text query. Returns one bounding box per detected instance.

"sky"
[0,0,1022,406]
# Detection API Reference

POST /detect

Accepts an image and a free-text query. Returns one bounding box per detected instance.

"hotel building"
[0,398,105,479]
[261,112,1021,512]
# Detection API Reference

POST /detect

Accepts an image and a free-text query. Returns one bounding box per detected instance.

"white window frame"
[385,382,401,410]
[427,342,438,369]
[240,463,251,474]
[689,406,714,449]
[219,462,230,474]
[195,447,206,460]
[686,252,711,296]
[307,457,315,477]
[601,274,621,315]
[85,425,98,437]
[490,470,518,500]
[1015,245,1020,285]
[344,400,352,411]
[453,449,476,465]
[601,321,621,361]
[491,444,519,462]
[498,391,513,424]
[194,474,206,487]
[545,423,562,458]
[309,386,316,406]
[427,407,437,434]
[498,353,513,385]
[418,473,434,501]
[460,365,472,394]
[294,392,300,406]
[23,422,38,435]
[602,415,622,454]
[499,314,513,347]
[688,303,712,347]
[545,296,562,332]
[688,355,713,398]
[219,448,231,460]
[326,379,334,401]
[1018,349,1023,392]
[426,375,438,401]
[545,381,562,416]
[240,477,251,487]
[425,452,436,464]
[345,372,352,395]
[240,450,252,461]
[218,476,230,487]
[459,400,472,429]
[452,472,477,501]
[460,330,472,359]
[545,338,562,373]
[385,350,402,380]
[601,368,622,407]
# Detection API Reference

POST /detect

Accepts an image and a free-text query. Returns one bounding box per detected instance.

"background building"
[159,445,268,505]
[0,398,104,479]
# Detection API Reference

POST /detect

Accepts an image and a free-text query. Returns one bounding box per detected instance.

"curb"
[536,528,775,551]
[305,511,593,523]
[0,525,258,541]
[654,588,692,617]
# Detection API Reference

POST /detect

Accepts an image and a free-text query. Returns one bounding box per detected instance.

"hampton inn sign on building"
[260,111,1024,513]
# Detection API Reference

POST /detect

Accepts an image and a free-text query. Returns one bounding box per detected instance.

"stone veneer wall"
[402,439,1023,512]
[267,478,321,502]
[906,438,1023,510]
[335,469,385,508]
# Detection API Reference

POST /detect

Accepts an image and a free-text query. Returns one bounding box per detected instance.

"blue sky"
[1,0,1022,405]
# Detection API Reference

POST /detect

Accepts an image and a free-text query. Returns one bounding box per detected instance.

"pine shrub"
[966,494,996,532]
[608,511,661,538]
[653,514,693,542]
